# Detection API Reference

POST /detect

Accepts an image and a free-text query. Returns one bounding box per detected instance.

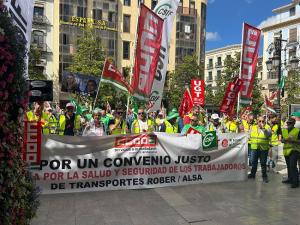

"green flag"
[69,97,83,115]
[278,75,286,89]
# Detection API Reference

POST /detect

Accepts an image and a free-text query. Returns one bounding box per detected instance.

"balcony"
[177,6,197,16]
[32,43,52,54]
[215,62,222,68]
[32,15,51,26]
[206,64,213,70]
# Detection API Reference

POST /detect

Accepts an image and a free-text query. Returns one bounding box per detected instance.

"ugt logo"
[155,3,174,19]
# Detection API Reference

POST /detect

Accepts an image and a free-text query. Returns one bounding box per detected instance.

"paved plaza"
[31,161,300,225]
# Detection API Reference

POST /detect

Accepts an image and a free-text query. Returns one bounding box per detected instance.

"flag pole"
[93,59,106,110]
[237,23,245,119]
[125,2,141,122]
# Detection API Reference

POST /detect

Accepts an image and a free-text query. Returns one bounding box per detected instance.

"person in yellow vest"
[44,106,58,134]
[245,113,255,166]
[281,117,300,188]
[225,115,239,133]
[58,102,81,136]
[26,101,49,134]
[267,114,280,172]
[155,111,165,132]
[183,105,206,126]
[131,108,154,134]
[207,114,227,135]
[109,109,127,135]
[160,110,179,133]
[248,116,272,183]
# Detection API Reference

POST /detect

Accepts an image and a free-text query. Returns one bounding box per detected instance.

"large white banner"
[147,0,180,112]
[31,133,248,194]
[4,0,35,78]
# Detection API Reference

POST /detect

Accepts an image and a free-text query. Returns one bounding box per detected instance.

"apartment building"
[260,0,300,97]
[32,0,207,101]
[204,44,241,88]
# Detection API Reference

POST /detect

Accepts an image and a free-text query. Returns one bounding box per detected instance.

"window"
[209,58,213,67]
[93,9,102,20]
[123,15,130,33]
[108,40,115,56]
[179,0,183,7]
[123,41,130,59]
[77,6,86,17]
[290,7,295,16]
[151,0,158,9]
[103,3,109,10]
[217,70,221,80]
[124,0,131,6]
[189,1,195,9]
[217,57,222,65]
[62,34,69,45]
[60,4,70,21]
[34,6,44,16]
[108,12,115,22]
[208,71,212,81]
[32,30,45,47]
[289,28,297,43]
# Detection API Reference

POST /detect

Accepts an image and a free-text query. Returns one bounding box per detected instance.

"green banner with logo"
[202,131,218,150]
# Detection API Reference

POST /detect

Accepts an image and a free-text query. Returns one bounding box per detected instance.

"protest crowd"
[26,100,300,188]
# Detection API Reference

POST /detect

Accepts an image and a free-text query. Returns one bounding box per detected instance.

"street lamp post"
[266,31,300,129]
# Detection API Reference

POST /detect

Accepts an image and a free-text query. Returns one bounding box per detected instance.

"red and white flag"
[264,95,276,113]
[178,89,193,118]
[131,4,164,99]
[191,79,205,107]
[102,60,133,94]
[269,89,279,101]
[220,78,243,116]
[240,23,261,104]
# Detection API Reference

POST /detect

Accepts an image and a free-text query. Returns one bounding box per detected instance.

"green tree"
[28,44,47,80]
[166,54,203,109]
[67,28,105,76]
[282,70,300,114]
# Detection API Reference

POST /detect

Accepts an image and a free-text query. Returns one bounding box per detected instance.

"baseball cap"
[66,102,75,108]
[211,113,219,120]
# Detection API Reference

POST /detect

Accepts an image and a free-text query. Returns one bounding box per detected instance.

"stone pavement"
[31,167,300,225]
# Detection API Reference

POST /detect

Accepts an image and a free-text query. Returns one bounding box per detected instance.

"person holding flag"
[181,115,206,135]
[26,101,49,134]
[160,109,179,134]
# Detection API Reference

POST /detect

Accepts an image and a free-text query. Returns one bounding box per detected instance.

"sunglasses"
[258,120,265,123]
[191,120,198,122]
[138,112,144,115]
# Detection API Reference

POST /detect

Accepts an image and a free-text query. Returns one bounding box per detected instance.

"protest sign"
[31,133,248,194]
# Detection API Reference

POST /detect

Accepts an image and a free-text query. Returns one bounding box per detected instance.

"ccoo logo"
[155,3,174,19]
[203,133,215,148]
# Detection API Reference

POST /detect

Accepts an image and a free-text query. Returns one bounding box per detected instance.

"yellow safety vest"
[208,123,225,133]
[111,118,127,135]
[226,121,237,133]
[250,125,270,150]
[242,119,249,132]
[26,111,49,134]
[270,124,279,146]
[58,114,81,135]
[131,119,154,134]
[165,120,178,134]
[282,128,300,156]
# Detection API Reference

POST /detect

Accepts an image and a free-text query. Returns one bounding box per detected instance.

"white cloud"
[257,15,278,29]
[206,32,221,41]
[245,0,253,4]
[208,0,216,3]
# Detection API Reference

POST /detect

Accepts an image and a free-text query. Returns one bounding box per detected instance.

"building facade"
[32,0,207,102]
[261,0,300,97]
[204,44,241,88]
[31,0,60,101]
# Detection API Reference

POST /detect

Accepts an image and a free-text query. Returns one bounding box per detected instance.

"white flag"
[147,0,180,112]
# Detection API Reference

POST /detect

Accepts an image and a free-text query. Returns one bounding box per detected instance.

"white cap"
[66,102,75,108]
[211,113,219,120]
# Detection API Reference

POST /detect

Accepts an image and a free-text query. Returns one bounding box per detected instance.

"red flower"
[7,159,13,167]
[0,80,6,89]
[7,73,15,83]
[0,64,7,75]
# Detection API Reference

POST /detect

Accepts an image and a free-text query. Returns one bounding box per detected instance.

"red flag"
[269,89,278,101]
[178,89,193,118]
[264,95,276,113]
[240,23,261,104]
[102,60,133,94]
[131,4,164,99]
[220,78,243,116]
[191,79,205,107]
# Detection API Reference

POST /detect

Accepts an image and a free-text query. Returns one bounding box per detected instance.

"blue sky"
[205,0,291,52]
